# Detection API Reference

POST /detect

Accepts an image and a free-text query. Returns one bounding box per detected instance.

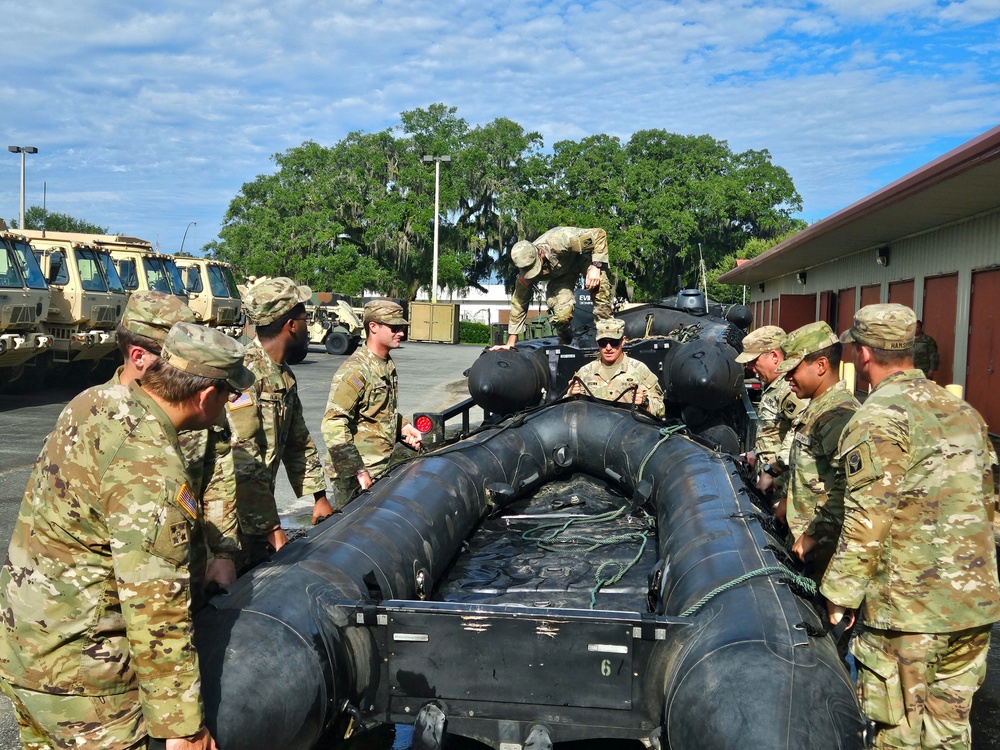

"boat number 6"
[601,659,611,677]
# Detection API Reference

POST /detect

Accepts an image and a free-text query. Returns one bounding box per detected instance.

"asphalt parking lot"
[1,340,999,748]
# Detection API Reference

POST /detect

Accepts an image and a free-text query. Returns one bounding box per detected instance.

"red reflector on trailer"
[415,415,434,433]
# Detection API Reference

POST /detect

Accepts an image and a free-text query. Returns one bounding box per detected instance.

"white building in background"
[414,284,546,327]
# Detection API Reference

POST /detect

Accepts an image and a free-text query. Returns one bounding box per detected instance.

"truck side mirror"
[47,253,65,284]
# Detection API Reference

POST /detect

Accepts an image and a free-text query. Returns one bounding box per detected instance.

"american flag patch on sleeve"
[176,483,198,520]
[228,391,254,410]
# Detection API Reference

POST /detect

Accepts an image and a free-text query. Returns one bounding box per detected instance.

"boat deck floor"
[434,473,658,612]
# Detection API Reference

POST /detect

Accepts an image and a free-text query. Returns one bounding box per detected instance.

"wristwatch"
[762,463,778,477]
[590,261,606,270]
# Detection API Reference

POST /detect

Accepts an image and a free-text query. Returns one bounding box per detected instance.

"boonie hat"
[161,322,255,391]
[595,318,625,339]
[121,290,197,343]
[840,304,916,351]
[735,325,786,364]
[242,277,312,326]
[776,321,840,374]
[363,299,408,326]
[511,240,544,280]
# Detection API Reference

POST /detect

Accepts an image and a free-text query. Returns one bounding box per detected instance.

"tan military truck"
[0,221,52,389]
[174,257,243,336]
[306,296,364,355]
[22,230,127,381]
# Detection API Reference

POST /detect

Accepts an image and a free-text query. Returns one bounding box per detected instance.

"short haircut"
[140,356,227,403]
[869,347,913,367]
[117,322,161,358]
[803,343,842,370]
[256,302,306,342]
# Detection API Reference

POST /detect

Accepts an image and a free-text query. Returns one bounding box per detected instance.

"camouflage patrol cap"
[121,290,197,343]
[511,240,543,280]
[735,325,786,364]
[776,321,840,374]
[840,303,916,350]
[242,277,312,326]
[595,318,626,339]
[363,299,408,326]
[161,322,255,391]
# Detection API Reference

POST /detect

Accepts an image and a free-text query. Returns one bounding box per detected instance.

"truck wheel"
[325,332,350,355]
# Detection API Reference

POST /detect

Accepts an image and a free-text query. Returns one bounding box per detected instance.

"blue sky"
[1,0,997,254]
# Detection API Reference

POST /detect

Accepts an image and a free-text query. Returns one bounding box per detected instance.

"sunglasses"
[382,324,406,333]
[597,337,624,349]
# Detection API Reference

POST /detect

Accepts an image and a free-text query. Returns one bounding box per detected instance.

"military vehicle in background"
[175,256,243,337]
[0,222,52,390]
[21,230,127,383]
[306,295,364,355]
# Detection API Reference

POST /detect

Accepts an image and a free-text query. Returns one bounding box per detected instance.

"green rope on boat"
[521,507,655,609]
[679,566,818,617]
[637,424,687,483]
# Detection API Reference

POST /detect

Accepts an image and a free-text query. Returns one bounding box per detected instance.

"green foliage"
[18,206,109,234]
[212,105,803,302]
[705,225,808,303]
[459,320,491,344]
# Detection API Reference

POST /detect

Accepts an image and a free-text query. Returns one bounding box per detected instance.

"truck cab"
[174,257,243,336]
[0,222,51,388]
[22,231,127,377]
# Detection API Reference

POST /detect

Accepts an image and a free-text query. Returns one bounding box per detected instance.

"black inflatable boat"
[194,400,864,749]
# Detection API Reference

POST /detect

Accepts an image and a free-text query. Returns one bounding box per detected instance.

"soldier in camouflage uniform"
[735,325,807,500]
[322,299,423,509]
[567,317,665,418]
[226,277,331,573]
[776,321,860,580]
[497,227,614,347]
[0,322,253,750]
[111,290,240,610]
[912,319,940,381]
[822,304,1000,750]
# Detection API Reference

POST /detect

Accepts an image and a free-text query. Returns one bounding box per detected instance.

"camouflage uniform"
[777,321,860,579]
[755,375,806,480]
[225,278,326,566]
[912,332,940,378]
[822,304,1000,749]
[323,319,410,507]
[0,324,252,748]
[111,290,240,611]
[226,336,326,535]
[735,326,807,491]
[571,318,665,418]
[784,380,859,576]
[509,227,613,339]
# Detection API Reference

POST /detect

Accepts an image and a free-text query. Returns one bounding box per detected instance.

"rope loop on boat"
[521,507,656,609]
[637,424,687,483]
[679,566,818,617]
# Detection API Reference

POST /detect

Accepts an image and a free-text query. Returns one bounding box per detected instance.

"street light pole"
[179,221,197,254]
[8,146,38,230]
[422,154,451,303]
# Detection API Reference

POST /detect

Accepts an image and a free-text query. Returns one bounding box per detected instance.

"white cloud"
[0,0,996,247]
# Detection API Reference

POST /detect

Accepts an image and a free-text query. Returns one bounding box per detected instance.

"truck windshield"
[221,265,241,298]
[183,266,204,294]
[98,251,126,293]
[76,249,110,292]
[143,257,174,294]
[207,264,232,297]
[0,242,26,288]
[162,259,187,297]
[10,239,48,290]
[117,259,139,290]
